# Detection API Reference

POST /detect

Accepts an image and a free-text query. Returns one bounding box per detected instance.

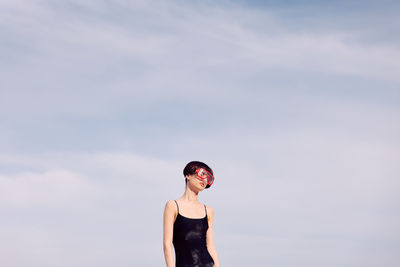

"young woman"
[163,161,220,267]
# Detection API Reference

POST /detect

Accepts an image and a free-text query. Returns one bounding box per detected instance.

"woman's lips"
[199,181,205,187]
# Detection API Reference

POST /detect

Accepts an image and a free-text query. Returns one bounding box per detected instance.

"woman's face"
[187,173,207,191]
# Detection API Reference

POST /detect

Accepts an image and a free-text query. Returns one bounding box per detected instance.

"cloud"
[0,152,178,267]
[1,0,399,266]
[0,169,93,206]
[0,137,399,266]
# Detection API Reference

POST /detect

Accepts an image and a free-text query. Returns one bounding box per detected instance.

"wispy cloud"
[0,0,399,266]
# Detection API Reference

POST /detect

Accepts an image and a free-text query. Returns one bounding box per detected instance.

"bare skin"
[163,173,221,267]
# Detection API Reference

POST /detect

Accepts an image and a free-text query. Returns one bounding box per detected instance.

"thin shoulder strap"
[174,200,179,213]
[204,204,208,216]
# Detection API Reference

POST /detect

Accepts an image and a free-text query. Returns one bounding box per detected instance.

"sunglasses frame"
[195,168,214,186]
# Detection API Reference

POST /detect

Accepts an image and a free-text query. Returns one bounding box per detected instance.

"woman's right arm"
[163,200,176,267]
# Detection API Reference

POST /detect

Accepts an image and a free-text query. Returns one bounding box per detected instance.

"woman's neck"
[182,186,199,202]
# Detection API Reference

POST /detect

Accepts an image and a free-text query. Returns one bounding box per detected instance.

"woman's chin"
[195,185,205,192]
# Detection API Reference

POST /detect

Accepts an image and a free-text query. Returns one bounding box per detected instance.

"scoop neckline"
[177,213,207,220]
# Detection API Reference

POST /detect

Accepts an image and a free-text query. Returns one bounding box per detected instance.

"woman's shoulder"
[203,203,214,214]
[165,199,175,204]
[164,200,179,212]
[165,199,178,208]
[164,200,179,217]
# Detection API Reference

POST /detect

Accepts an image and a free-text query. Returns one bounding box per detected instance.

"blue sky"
[1,0,399,266]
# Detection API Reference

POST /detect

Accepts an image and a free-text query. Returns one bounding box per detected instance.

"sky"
[0,0,399,266]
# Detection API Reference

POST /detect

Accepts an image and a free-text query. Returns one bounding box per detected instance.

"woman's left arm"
[206,206,220,267]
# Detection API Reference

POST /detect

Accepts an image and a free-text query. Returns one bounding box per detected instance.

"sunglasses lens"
[196,168,214,186]
[197,169,207,178]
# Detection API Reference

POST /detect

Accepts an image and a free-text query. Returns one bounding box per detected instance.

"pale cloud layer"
[0,0,399,266]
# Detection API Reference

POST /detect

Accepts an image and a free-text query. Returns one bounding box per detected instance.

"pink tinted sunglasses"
[195,168,214,186]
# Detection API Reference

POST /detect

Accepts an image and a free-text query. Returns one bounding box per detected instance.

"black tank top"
[173,200,215,267]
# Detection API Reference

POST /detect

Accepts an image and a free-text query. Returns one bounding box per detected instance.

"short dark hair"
[183,161,214,189]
